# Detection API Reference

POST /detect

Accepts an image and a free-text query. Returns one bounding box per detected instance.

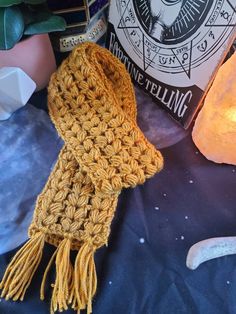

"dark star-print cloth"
[0,83,235,314]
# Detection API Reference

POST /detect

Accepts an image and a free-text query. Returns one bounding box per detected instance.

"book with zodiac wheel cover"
[106,0,236,128]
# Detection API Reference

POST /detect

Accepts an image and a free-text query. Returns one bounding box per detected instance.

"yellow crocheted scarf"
[0,42,163,313]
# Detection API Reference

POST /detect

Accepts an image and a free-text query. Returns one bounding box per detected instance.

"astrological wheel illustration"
[117,0,236,78]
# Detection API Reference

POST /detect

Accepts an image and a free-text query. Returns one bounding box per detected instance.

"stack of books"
[47,0,109,52]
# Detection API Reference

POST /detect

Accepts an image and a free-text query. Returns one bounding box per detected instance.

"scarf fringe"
[0,234,97,313]
[45,240,97,314]
[0,232,45,301]
[50,238,73,313]
[73,242,97,314]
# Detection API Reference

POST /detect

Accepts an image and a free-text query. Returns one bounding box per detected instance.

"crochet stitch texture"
[0,42,164,314]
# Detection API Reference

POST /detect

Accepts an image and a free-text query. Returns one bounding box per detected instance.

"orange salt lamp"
[192,52,236,165]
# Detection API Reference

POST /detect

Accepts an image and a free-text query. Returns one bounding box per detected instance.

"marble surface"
[0,104,63,254]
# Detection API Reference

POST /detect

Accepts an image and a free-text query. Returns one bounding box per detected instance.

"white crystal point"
[0,67,36,121]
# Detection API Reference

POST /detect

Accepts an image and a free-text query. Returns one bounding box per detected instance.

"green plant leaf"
[24,15,66,35]
[23,0,46,4]
[0,0,22,7]
[0,6,24,49]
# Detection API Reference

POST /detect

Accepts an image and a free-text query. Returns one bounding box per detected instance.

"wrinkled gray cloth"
[0,104,63,254]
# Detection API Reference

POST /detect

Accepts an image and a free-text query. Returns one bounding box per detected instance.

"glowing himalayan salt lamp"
[192,52,236,165]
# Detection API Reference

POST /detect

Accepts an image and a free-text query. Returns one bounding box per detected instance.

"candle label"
[105,0,236,128]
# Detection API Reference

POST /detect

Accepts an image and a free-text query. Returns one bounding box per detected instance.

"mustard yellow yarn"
[0,42,163,314]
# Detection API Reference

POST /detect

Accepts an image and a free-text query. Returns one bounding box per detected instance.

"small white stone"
[181,235,185,240]
[227,280,230,285]
[163,193,167,197]
[139,238,145,244]
[195,151,199,154]
[0,67,36,120]
[232,169,235,173]
[109,281,112,285]
[154,206,160,210]
[175,237,178,240]
[189,180,193,184]
[185,216,189,220]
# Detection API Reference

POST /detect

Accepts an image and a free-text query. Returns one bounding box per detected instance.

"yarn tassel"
[0,232,45,301]
[0,235,97,313]
[40,247,59,301]
[50,238,74,314]
[74,243,97,314]
[40,239,97,313]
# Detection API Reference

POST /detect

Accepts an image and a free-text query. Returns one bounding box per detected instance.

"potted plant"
[0,0,66,90]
